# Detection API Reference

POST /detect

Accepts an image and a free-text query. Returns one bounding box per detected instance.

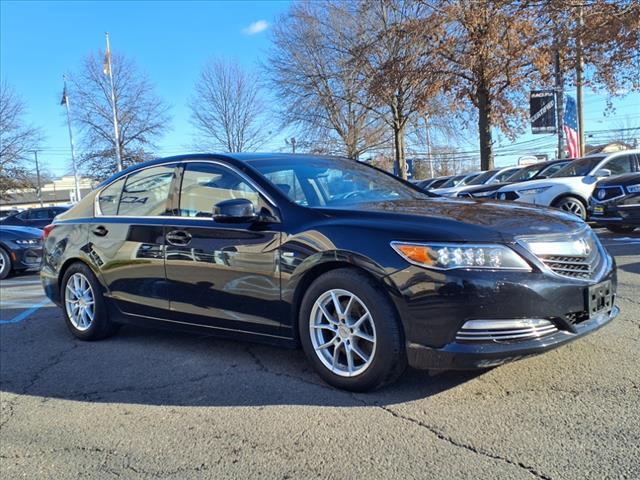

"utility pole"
[554,48,565,159]
[105,32,123,172]
[31,150,43,207]
[61,75,82,203]
[576,4,585,156]
[286,137,296,153]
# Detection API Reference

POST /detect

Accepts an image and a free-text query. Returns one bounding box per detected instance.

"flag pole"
[105,32,123,172]
[62,75,82,203]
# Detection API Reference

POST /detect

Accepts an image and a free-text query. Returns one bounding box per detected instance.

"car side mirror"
[594,168,612,178]
[213,198,259,223]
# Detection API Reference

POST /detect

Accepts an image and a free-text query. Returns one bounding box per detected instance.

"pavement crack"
[375,404,553,480]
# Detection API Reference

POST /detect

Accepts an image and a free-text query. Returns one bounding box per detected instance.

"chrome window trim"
[94,159,278,218]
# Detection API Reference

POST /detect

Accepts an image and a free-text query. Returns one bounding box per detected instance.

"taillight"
[42,224,56,240]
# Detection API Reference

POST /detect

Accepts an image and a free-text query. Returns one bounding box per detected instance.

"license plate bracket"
[586,280,612,317]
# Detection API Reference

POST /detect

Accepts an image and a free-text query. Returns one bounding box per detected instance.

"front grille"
[565,311,589,325]
[594,186,624,202]
[520,228,603,281]
[539,254,598,279]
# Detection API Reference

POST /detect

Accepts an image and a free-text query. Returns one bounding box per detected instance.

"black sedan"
[41,154,618,391]
[0,206,69,229]
[588,172,640,233]
[0,225,43,279]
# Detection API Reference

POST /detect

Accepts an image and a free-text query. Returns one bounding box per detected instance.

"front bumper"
[588,203,640,226]
[406,305,618,369]
[8,245,42,271]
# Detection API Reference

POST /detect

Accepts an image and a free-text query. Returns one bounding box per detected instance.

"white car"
[495,150,640,219]
[451,165,522,197]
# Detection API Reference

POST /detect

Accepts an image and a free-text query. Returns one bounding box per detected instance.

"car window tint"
[118,165,175,217]
[262,169,308,205]
[539,163,566,177]
[98,177,125,215]
[29,209,50,220]
[494,169,516,183]
[605,155,633,175]
[178,163,259,217]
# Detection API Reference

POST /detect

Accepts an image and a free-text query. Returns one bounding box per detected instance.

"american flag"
[564,95,579,158]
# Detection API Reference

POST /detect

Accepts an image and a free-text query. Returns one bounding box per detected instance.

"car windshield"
[249,157,429,207]
[466,170,498,186]
[506,164,545,181]
[550,156,605,178]
[439,175,466,188]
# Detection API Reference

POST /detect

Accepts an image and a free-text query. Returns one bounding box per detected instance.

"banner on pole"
[529,90,557,134]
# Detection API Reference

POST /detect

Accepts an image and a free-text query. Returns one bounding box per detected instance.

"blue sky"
[1,0,639,177]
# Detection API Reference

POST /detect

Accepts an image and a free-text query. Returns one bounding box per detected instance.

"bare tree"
[267,1,387,159]
[353,0,447,178]
[69,51,170,179]
[190,58,270,152]
[0,81,42,197]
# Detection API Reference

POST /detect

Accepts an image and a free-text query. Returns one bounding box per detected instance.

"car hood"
[315,198,584,243]
[0,225,43,238]
[596,172,640,187]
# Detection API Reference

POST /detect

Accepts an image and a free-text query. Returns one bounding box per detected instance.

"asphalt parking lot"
[1,228,638,479]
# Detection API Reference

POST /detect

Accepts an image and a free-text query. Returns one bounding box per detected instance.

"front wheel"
[61,262,118,340]
[0,248,12,280]
[554,196,587,220]
[605,224,636,233]
[299,268,406,391]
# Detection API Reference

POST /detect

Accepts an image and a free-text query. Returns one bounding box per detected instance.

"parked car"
[449,165,522,197]
[495,150,640,219]
[458,159,571,199]
[588,172,640,233]
[415,176,451,191]
[41,153,618,391]
[430,171,482,196]
[0,225,43,279]
[0,209,20,220]
[0,206,69,229]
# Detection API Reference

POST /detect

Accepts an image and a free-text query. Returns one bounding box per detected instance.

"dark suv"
[588,173,640,233]
[41,154,618,391]
[1,206,69,229]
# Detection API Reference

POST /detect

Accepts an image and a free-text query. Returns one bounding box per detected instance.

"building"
[0,176,96,210]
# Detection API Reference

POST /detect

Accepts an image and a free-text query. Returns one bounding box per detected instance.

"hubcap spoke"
[309,289,377,378]
[65,273,95,332]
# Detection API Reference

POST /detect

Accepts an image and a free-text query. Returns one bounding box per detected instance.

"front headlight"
[626,184,640,194]
[517,186,552,196]
[391,242,531,271]
[14,238,40,245]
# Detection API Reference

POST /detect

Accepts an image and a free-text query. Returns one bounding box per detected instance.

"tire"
[61,262,118,341]
[299,268,407,391]
[0,247,12,280]
[554,196,587,220]
[605,225,636,234]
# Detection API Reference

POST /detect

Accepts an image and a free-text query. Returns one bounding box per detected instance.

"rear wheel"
[554,196,586,220]
[605,224,636,233]
[61,263,118,340]
[0,248,12,280]
[299,268,406,391]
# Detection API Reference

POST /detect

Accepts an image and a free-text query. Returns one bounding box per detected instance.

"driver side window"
[178,163,259,217]
[604,155,633,175]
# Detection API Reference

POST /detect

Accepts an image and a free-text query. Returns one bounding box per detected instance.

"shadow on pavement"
[0,317,484,408]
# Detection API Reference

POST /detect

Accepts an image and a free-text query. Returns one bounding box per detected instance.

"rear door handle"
[92,226,108,237]
[166,230,192,246]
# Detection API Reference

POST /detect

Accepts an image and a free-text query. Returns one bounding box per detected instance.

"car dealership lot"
[1,229,638,479]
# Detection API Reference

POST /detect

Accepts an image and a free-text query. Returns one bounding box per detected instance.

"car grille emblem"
[597,189,606,200]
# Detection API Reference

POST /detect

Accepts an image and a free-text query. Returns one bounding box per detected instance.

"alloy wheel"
[309,289,377,377]
[65,272,95,331]
[0,252,6,275]
[558,199,585,219]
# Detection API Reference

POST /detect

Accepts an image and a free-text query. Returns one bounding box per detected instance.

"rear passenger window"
[119,165,175,217]
[98,178,125,216]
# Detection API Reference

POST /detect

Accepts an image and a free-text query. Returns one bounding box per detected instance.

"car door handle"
[166,230,192,246]
[92,226,109,237]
